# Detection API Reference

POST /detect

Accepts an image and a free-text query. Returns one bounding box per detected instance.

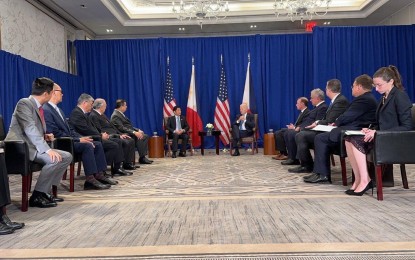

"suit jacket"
[301,102,328,128]
[233,113,255,133]
[90,110,122,135]
[376,86,413,131]
[318,94,349,125]
[166,115,190,135]
[294,108,310,127]
[5,97,50,160]
[43,102,82,141]
[110,110,138,135]
[68,106,101,136]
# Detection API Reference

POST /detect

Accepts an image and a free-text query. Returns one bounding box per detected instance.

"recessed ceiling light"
[250,25,257,28]
[106,29,113,33]
[179,27,185,31]
[324,21,331,25]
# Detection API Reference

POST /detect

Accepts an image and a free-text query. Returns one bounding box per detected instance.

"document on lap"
[344,130,365,136]
[311,125,337,132]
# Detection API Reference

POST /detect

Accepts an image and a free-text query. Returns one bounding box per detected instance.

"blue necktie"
[239,120,244,130]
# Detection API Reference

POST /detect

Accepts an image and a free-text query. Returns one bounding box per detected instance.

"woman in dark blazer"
[344,65,413,196]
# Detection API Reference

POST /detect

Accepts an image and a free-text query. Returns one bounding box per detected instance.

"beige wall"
[378,1,415,25]
[0,0,66,71]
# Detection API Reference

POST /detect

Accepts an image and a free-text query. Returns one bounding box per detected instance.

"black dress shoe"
[84,180,111,190]
[0,222,14,235]
[97,176,118,185]
[172,152,177,158]
[288,166,313,173]
[304,175,331,184]
[112,168,133,176]
[123,163,139,170]
[29,195,57,208]
[232,150,240,156]
[281,159,300,165]
[139,157,153,164]
[178,152,186,157]
[43,193,64,203]
[303,173,319,180]
[1,214,25,230]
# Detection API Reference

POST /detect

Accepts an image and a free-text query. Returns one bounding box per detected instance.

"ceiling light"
[106,29,113,33]
[250,25,257,28]
[179,27,186,31]
[172,0,229,29]
[323,21,331,25]
[274,0,332,24]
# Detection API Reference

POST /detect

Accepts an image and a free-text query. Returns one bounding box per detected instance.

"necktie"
[39,106,45,126]
[176,116,182,130]
[55,107,64,121]
[239,120,244,130]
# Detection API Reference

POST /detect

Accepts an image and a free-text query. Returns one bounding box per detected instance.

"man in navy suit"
[231,103,255,156]
[282,88,328,166]
[304,74,378,183]
[43,84,116,189]
[166,106,190,158]
[288,79,349,173]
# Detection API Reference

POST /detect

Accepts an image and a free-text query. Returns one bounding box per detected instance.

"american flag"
[214,60,231,145]
[163,59,177,118]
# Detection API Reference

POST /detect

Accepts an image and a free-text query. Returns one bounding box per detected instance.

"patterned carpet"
[1,149,415,259]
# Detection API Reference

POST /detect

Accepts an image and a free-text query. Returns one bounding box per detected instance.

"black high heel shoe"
[348,181,373,196]
[345,189,354,195]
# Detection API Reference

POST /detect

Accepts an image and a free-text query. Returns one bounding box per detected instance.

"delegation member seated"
[110,99,153,164]
[0,149,25,235]
[166,106,190,158]
[273,97,310,160]
[43,85,115,190]
[5,77,72,208]
[231,103,255,156]
[90,98,137,170]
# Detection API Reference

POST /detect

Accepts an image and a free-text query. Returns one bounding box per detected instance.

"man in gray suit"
[5,77,72,208]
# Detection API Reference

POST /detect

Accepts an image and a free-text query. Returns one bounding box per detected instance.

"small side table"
[149,136,164,158]
[263,133,277,155]
[198,130,221,155]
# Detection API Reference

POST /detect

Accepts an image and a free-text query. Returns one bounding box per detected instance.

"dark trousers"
[231,125,252,148]
[170,133,189,153]
[295,130,319,168]
[74,141,107,176]
[132,134,149,158]
[313,132,338,177]
[0,153,11,208]
[283,129,298,160]
[102,139,124,169]
[274,128,287,154]
[119,138,135,163]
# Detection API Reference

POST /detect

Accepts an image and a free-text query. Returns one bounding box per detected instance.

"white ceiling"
[32,0,414,38]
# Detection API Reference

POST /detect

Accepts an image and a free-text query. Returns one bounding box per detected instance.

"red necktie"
[39,106,45,126]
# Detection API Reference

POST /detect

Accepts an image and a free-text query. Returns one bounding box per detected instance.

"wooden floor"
[1,149,415,259]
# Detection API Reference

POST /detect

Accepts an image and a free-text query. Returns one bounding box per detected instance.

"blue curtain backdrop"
[1,25,414,148]
[0,50,83,130]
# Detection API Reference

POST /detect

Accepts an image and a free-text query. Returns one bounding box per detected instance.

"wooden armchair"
[163,117,193,157]
[229,113,259,155]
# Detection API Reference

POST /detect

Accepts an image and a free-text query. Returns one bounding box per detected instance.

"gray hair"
[311,88,325,101]
[77,93,94,105]
[93,98,105,109]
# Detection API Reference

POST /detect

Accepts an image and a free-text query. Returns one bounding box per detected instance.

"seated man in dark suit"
[273,97,310,160]
[305,74,378,183]
[44,85,115,190]
[282,88,328,166]
[0,148,25,235]
[231,103,255,156]
[90,98,137,170]
[166,106,190,158]
[69,94,133,176]
[5,77,72,208]
[110,99,153,164]
[288,79,349,173]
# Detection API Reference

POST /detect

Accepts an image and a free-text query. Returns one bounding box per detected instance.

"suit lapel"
[29,97,46,133]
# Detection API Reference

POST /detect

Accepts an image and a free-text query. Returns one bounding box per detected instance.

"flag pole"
[220,54,228,153]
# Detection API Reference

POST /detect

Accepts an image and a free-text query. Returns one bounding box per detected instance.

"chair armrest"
[53,137,74,155]
[338,130,348,157]
[4,140,31,175]
[374,130,415,164]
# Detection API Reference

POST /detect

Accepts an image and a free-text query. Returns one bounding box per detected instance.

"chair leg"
[28,173,33,193]
[330,154,335,166]
[340,157,347,186]
[21,175,29,212]
[251,142,254,155]
[70,163,75,192]
[62,170,67,180]
[376,165,384,201]
[229,142,233,155]
[52,185,57,197]
[190,143,194,156]
[77,161,82,176]
[400,164,409,189]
